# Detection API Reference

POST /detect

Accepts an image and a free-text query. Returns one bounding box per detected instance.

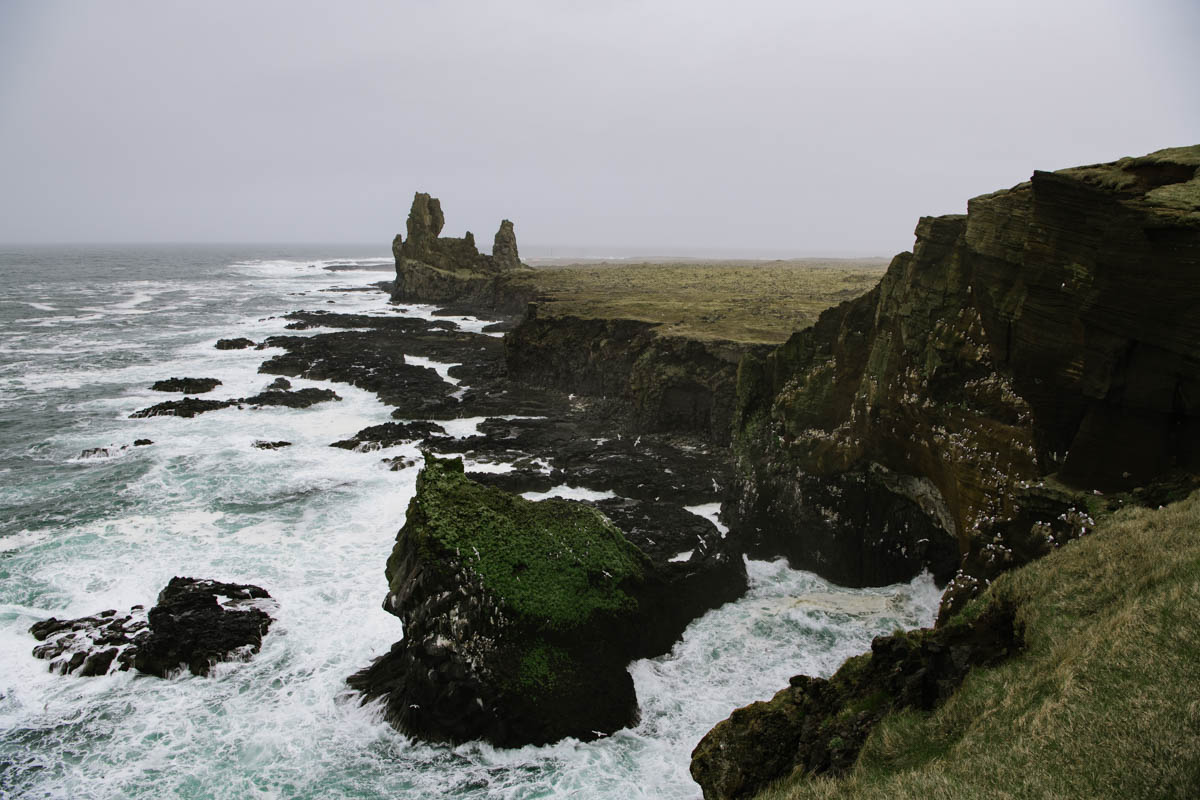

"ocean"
[0,244,940,799]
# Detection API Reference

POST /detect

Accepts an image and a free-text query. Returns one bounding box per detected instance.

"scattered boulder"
[215,338,255,350]
[329,421,447,450]
[253,440,292,450]
[150,377,222,394]
[29,577,274,678]
[78,447,112,459]
[133,439,154,446]
[265,377,292,391]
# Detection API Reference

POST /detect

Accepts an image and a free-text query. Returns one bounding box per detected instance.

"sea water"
[0,245,941,799]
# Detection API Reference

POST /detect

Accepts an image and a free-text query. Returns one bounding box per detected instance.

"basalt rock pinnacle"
[391,193,534,313]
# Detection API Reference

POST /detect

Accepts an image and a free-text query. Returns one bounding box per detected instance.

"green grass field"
[757,489,1200,800]
[519,259,888,344]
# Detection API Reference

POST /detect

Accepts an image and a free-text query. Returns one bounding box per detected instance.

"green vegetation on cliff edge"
[403,455,648,631]
[758,489,1200,800]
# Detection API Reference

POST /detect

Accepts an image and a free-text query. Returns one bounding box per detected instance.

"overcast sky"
[1,1,1196,256]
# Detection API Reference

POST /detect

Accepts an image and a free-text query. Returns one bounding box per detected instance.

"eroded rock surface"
[391,192,535,313]
[348,455,746,747]
[729,145,1200,604]
[30,577,274,678]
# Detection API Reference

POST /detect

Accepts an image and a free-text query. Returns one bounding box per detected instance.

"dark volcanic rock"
[241,387,340,409]
[348,455,747,747]
[505,309,767,445]
[150,377,222,394]
[30,608,147,676]
[690,599,1022,800]
[329,421,447,450]
[29,577,274,678]
[391,192,536,314]
[130,397,232,419]
[282,310,457,333]
[265,377,292,390]
[134,577,274,677]
[130,388,340,418]
[133,438,154,446]
[253,440,292,450]
[215,338,255,350]
[429,415,732,505]
[728,144,1200,605]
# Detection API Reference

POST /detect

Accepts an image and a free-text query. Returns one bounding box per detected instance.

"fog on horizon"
[0,0,1196,258]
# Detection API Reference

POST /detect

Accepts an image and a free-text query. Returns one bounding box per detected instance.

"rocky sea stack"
[349,454,746,746]
[391,192,535,314]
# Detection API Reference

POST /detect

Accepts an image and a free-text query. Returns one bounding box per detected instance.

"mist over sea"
[0,245,939,799]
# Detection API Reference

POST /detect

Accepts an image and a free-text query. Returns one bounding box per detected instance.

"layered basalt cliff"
[693,144,1200,798]
[728,145,1200,602]
[505,306,769,445]
[391,192,535,313]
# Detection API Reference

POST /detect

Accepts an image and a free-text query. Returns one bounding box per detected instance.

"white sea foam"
[0,250,943,800]
[521,485,618,502]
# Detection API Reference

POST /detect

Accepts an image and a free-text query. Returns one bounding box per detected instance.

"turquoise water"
[0,245,940,799]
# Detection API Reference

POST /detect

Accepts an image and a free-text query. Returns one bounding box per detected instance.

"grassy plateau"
[518,258,888,344]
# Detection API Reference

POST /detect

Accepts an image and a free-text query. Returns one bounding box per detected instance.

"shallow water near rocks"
[0,245,940,799]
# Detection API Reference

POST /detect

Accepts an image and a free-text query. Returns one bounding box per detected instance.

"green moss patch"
[405,455,648,631]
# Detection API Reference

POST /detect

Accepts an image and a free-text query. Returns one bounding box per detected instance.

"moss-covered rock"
[349,454,676,746]
[689,597,1021,800]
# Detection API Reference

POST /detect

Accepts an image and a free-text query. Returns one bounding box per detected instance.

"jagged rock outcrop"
[391,193,535,313]
[29,577,274,678]
[348,454,746,747]
[689,597,1022,800]
[729,145,1200,605]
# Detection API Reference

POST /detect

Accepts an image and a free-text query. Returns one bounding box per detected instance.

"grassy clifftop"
[522,259,887,344]
[758,488,1200,800]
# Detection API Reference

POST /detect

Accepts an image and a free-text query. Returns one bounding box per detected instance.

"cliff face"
[505,307,769,445]
[392,193,535,313]
[729,144,1200,606]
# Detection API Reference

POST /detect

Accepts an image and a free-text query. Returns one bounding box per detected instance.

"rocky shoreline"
[32,146,1198,796]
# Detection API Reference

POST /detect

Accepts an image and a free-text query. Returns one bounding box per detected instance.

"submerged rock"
[215,337,255,350]
[348,454,746,747]
[252,440,292,450]
[149,377,222,394]
[29,577,274,678]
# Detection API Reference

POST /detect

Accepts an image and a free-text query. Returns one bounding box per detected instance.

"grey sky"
[1,1,1196,256]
